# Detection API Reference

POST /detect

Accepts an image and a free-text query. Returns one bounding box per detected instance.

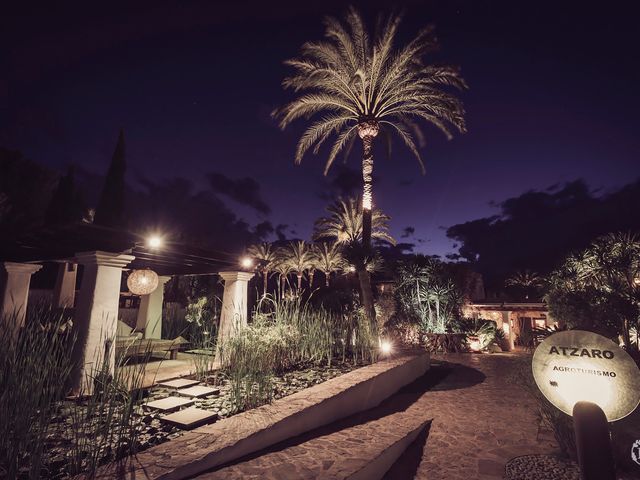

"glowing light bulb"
[147,235,162,249]
[380,340,392,355]
[240,257,254,269]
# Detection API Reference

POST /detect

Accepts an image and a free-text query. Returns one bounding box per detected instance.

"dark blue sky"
[2,1,639,257]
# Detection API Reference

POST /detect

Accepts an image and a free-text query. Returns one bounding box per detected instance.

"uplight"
[380,340,393,355]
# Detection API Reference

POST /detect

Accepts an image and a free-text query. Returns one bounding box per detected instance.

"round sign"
[532,330,640,421]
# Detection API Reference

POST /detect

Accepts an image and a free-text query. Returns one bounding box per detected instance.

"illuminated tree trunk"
[262,270,268,297]
[309,270,315,288]
[325,272,330,287]
[297,273,303,290]
[357,120,379,325]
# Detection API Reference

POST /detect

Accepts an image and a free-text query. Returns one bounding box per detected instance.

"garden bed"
[11,363,359,480]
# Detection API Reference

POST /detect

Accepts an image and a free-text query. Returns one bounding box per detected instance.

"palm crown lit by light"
[273,6,467,225]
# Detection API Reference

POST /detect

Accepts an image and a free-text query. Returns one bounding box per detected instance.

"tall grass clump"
[0,307,75,479]
[65,334,152,477]
[219,295,379,412]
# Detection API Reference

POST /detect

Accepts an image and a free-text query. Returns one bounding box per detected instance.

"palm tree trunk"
[325,272,330,287]
[309,270,315,288]
[297,274,303,290]
[262,270,268,297]
[357,121,378,326]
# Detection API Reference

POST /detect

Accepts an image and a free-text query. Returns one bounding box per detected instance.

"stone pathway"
[191,353,557,480]
[386,353,559,480]
[145,378,221,429]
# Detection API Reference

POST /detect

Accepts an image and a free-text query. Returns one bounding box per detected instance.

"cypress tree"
[94,129,126,227]
[45,165,85,225]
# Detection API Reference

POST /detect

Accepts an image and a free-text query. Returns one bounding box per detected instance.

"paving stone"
[157,378,201,389]
[176,386,220,398]
[145,396,194,412]
[161,407,219,430]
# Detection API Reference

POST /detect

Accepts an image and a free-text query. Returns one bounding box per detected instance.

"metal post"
[572,401,616,480]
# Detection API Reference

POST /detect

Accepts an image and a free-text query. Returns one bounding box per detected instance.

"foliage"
[248,242,277,296]
[273,6,466,173]
[314,197,395,246]
[546,232,640,349]
[94,129,127,228]
[218,296,378,412]
[393,256,463,334]
[312,242,345,286]
[0,307,151,478]
[0,308,75,479]
[505,269,544,300]
[277,241,315,290]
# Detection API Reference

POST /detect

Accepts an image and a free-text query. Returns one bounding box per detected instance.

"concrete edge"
[349,420,431,480]
[161,352,430,479]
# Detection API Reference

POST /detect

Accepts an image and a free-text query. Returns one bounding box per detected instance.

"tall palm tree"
[247,242,276,297]
[314,197,395,245]
[313,242,345,286]
[281,241,315,290]
[274,7,466,321]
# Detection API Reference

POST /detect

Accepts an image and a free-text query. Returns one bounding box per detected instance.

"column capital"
[75,251,135,268]
[3,262,42,275]
[219,271,254,282]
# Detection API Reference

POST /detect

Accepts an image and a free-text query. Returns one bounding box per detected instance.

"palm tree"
[247,242,276,297]
[313,242,344,286]
[505,270,543,300]
[272,249,294,299]
[314,197,395,245]
[274,7,466,322]
[281,241,315,290]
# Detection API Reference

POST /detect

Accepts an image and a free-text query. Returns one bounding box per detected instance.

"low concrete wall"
[94,351,429,480]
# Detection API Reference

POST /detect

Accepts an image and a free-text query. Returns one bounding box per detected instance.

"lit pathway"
[386,353,559,479]
[192,353,559,479]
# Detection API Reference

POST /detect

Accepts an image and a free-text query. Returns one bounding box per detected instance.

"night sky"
[2,1,639,257]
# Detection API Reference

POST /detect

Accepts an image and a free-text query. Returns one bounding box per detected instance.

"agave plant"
[273,7,465,322]
[248,242,277,297]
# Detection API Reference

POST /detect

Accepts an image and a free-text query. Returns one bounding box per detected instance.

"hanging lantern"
[127,268,159,295]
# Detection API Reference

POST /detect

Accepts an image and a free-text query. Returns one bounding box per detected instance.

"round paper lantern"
[127,268,159,295]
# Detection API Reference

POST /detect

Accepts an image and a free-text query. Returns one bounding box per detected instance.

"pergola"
[0,223,254,394]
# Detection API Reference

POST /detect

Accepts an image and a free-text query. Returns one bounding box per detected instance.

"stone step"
[176,385,220,398]
[195,405,431,480]
[157,378,201,389]
[161,407,219,430]
[146,396,194,412]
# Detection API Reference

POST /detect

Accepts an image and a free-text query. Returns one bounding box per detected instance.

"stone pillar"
[216,271,254,350]
[136,275,170,339]
[53,262,77,308]
[72,251,134,395]
[0,262,42,328]
[502,310,514,351]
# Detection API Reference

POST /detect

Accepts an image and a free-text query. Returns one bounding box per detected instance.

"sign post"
[532,330,640,480]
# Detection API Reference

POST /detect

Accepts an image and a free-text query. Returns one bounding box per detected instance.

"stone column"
[216,271,254,351]
[53,262,77,308]
[136,275,170,339]
[0,262,42,328]
[502,310,514,351]
[72,251,134,395]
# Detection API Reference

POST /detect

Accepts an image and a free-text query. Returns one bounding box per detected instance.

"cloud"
[275,223,288,241]
[254,220,274,239]
[401,226,415,238]
[318,165,370,201]
[208,172,271,215]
